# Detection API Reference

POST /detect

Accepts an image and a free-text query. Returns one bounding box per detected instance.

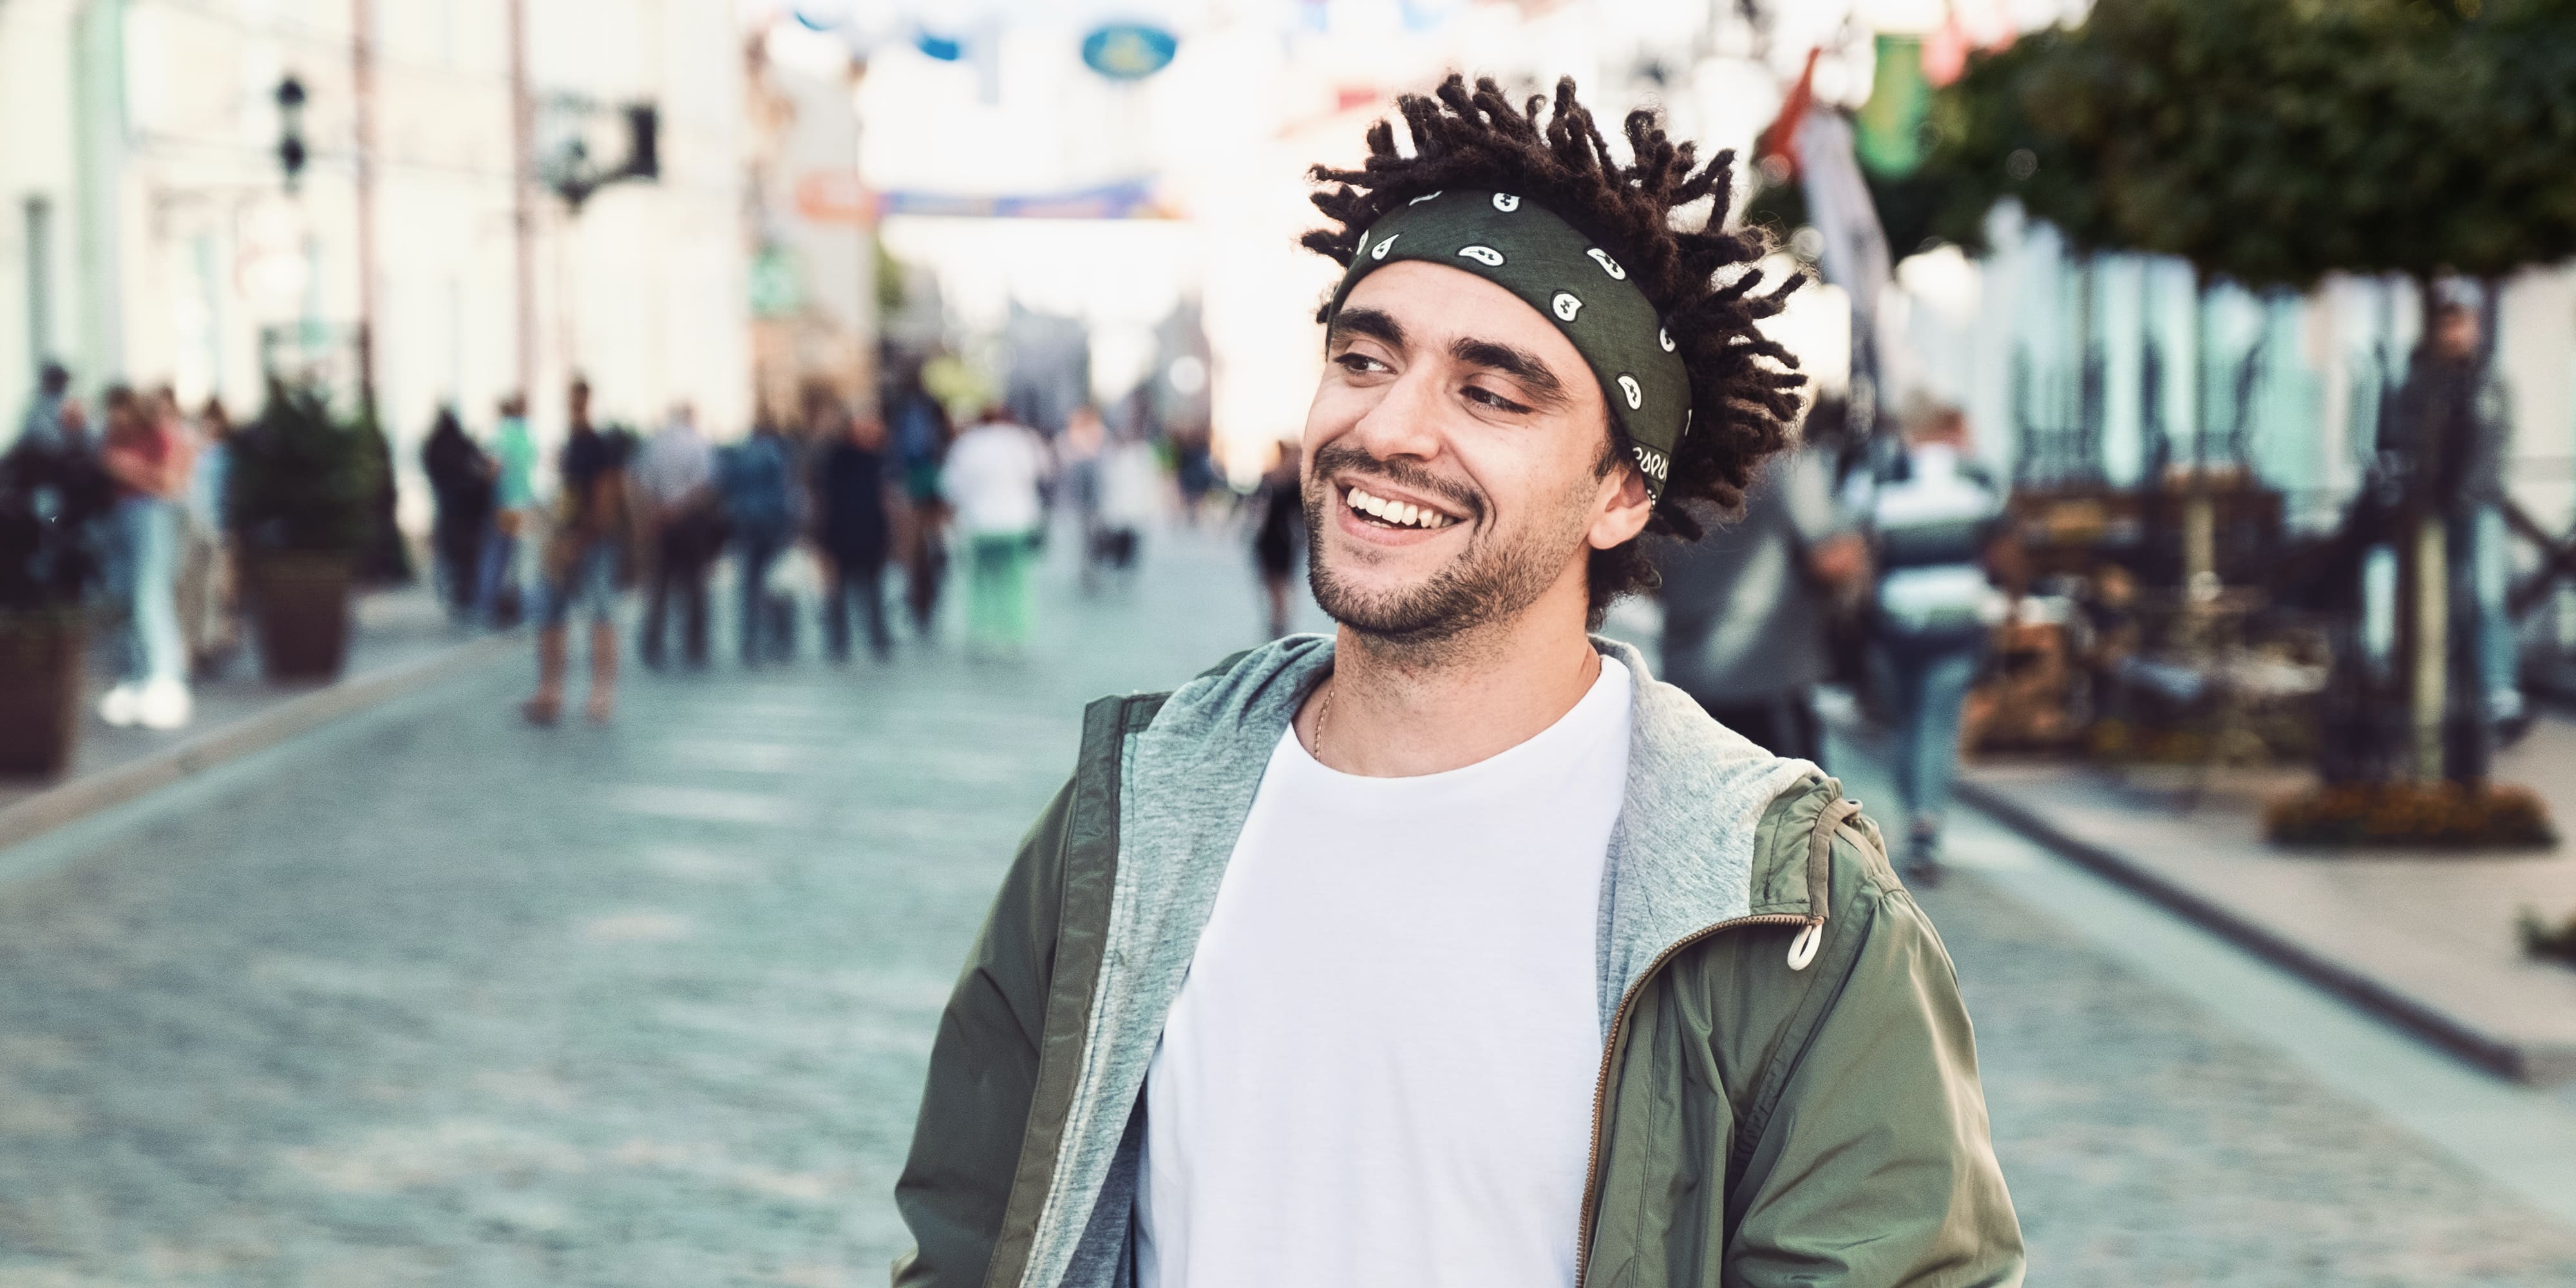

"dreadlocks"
[1303,74,1806,616]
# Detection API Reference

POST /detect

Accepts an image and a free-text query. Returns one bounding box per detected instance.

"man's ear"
[1588,462,1654,551]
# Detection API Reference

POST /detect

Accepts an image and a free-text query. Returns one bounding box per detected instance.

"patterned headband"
[1323,189,1692,502]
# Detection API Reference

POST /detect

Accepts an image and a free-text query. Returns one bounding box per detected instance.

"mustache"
[1307,441,1484,521]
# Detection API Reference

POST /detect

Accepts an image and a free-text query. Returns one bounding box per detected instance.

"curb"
[1823,708,2567,1084]
[0,633,520,855]
[1949,777,2557,1084]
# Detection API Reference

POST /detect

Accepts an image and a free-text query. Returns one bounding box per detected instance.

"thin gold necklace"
[1309,679,1335,762]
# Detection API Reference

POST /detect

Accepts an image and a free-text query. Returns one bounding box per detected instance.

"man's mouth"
[1343,484,1459,531]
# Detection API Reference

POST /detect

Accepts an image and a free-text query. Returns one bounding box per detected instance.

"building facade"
[0,0,755,523]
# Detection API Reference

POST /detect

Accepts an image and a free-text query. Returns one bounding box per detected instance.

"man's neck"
[1301,588,1605,779]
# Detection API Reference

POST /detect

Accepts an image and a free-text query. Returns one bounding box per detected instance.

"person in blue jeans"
[2390,301,2523,743]
[719,420,798,664]
[522,382,631,726]
[1844,404,2008,884]
[98,387,198,731]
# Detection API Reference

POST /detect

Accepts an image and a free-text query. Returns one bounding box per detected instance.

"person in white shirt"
[1841,402,2010,884]
[893,74,2021,1288]
[634,402,718,668]
[940,406,1051,655]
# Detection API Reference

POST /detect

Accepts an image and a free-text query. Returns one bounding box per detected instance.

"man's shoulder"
[1089,639,1331,750]
[1189,648,1258,686]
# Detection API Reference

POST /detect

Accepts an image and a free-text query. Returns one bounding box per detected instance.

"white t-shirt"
[941,422,1050,535]
[1137,657,1634,1288]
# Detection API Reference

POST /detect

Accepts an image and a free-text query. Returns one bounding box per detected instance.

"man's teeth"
[1347,486,1453,529]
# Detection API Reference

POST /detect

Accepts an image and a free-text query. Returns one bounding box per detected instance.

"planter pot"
[249,551,355,681]
[0,610,87,777]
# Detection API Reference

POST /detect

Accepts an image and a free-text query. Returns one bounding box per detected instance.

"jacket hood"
[1017,633,1824,1288]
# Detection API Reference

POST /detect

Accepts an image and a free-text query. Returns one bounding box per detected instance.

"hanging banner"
[795,176,1168,224]
[1855,34,1933,178]
[872,177,1166,220]
[1796,113,1892,323]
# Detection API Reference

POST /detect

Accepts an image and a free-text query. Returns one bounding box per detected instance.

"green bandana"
[1323,189,1691,502]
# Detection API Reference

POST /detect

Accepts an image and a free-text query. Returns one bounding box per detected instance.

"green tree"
[1924,0,2576,291]
[1923,28,2122,254]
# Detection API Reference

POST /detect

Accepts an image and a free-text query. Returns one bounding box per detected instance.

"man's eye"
[1464,385,1531,414]
[1335,352,1388,375]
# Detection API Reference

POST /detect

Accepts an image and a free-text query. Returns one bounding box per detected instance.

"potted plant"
[0,437,116,775]
[229,380,384,680]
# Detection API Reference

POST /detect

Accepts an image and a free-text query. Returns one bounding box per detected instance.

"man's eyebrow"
[1451,337,1568,404]
[1327,307,1405,350]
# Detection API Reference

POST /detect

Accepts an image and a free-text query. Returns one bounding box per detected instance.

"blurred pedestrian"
[1173,427,1218,527]
[891,384,951,638]
[522,379,630,726]
[635,401,719,668]
[718,417,797,664]
[97,386,196,730]
[1251,446,1302,638]
[1094,417,1161,583]
[176,397,240,677]
[1060,404,1108,591]
[1844,402,2008,885]
[421,406,494,625]
[17,361,74,452]
[1651,399,1866,768]
[55,397,91,459]
[359,402,409,585]
[475,393,537,627]
[2388,299,2523,740]
[942,405,1049,657]
[814,408,895,663]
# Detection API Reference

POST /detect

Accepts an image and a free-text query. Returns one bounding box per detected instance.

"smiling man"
[893,76,2022,1288]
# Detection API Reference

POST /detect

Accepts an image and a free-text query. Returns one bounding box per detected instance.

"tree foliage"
[1922,0,2576,288]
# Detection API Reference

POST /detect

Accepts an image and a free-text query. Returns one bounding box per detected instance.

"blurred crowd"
[12,362,244,732]
[1648,292,2530,882]
[407,373,1197,728]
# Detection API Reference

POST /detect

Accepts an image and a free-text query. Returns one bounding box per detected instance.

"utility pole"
[851,58,873,416]
[352,0,379,415]
[509,0,536,403]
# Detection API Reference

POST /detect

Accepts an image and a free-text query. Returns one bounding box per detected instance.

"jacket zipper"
[1570,909,1824,1288]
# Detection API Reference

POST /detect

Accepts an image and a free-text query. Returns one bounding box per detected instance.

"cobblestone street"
[3,526,2574,1287]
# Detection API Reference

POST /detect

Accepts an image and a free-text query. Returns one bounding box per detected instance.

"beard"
[1302,439,1591,649]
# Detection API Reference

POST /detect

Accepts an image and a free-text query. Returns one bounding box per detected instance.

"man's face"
[1301,261,1650,646]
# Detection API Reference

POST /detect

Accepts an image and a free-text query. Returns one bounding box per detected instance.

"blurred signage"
[1081,23,1177,80]
[796,170,873,225]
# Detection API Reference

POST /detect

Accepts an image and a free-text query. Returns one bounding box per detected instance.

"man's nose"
[1345,366,1445,464]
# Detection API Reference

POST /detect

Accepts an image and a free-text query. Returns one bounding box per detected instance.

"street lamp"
[542,99,660,213]
[275,75,308,191]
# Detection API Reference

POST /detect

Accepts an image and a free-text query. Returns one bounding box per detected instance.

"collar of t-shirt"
[1280,654,1634,796]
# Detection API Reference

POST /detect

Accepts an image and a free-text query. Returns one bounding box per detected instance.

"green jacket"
[895,637,2022,1287]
